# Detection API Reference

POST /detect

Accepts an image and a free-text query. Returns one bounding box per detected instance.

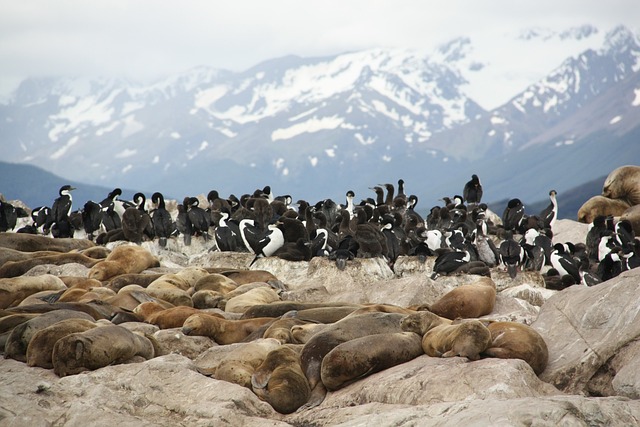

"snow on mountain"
[0,24,639,209]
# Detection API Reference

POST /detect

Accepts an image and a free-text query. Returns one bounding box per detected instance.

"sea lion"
[4,309,94,362]
[481,321,549,375]
[191,289,224,309]
[106,272,164,292]
[241,301,360,319]
[146,306,223,329]
[214,338,281,388]
[299,312,406,409]
[88,245,160,281]
[602,165,640,206]
[0,233,95,253]
[0,252,102,278]
[0,312,40,350]
[193,273,238,294]
[342,303,416,319]
[262,317,312,344]
[291,323,330,344]
[59,276,103,290]
[182,313,275,345]
[147,274,192,292]
[421,320,492,361]
[26,318,98,368]
[0,274,67,308]
[620,204,640,236]
[427,276,496,320]
[0,247,62,268]
[577,195,631,224]
[320,331,424,391]
[224,286,281,314]
[52,324,157,377]
[252,345,311,414]
[216,269,279,285]
[78,246,112,260]
[151,329,216,359]
[6,301,111,320]
[106,288,160,311]
[400,310,453,335]
[143,283,193,307]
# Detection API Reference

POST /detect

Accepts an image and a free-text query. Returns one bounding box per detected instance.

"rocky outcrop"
[2,218,640,426]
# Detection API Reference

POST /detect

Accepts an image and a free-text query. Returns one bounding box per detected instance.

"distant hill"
[2,159,605,223]
[0,161,143,209]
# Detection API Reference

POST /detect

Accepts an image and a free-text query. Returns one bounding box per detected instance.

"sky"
[1,1,638,107]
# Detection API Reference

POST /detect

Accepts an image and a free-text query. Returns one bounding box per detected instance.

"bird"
[0,199,19,232]
[99,188,124,232]
[186,197,210,242]
[550,243,581,283]
[341,190,356,219]
[49,185,76,238]
[597,248,624,282]
[328,235,359,270]
[578,255,602,287]
[585,215,608,261]
[430,249,471,280]
[499,231,526,279]
[473,219,500,267]
[239,219,285,265]
[463,174,483,205]
[520,228,547,272]
[150,192,176,248]
[121,192,153,244]
[212,208,244,252]
[176,198,193,246]
[273,238,311,262]
[539,190,558,231]
[207,190,231,214]
[81,200,103,241]
[502,198,525,232]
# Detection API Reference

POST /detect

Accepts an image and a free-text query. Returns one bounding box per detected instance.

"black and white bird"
[81,200,103,241]
[550,243,581,283]
[585,215,608,261]
[539,190,558,231]
[499,231,526,279]
[463,174,483,205]
[0,199,19,232]
[430,249,471,280]
[49,185,76,238]
[578,255,602,287]
[212,208,244,252]
[239,219,285,265]
[521,228,547,272]
[502,198,525,232]
[150,192,176,248]
[597,248,624,282]
[473,219,500,267]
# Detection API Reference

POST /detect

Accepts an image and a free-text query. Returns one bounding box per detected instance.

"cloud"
[0,0,638,97]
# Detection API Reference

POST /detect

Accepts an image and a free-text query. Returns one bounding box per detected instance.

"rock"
[153,328,217,359]
[0,354,287,426]
[535,268,640,395]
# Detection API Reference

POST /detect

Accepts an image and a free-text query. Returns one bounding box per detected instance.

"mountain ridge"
[0,24,638,210]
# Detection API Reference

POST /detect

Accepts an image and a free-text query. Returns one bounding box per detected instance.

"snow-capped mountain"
[1,25,639,211]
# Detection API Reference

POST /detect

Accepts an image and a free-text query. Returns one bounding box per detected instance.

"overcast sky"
[1,1,638,100]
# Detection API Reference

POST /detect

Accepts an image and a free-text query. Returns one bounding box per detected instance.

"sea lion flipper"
[251,370,271,389]
[296,382,327,412]
[482,347,511,359]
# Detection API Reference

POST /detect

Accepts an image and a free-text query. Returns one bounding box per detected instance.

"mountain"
[0,25,638,211]
[0,161,141,210]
